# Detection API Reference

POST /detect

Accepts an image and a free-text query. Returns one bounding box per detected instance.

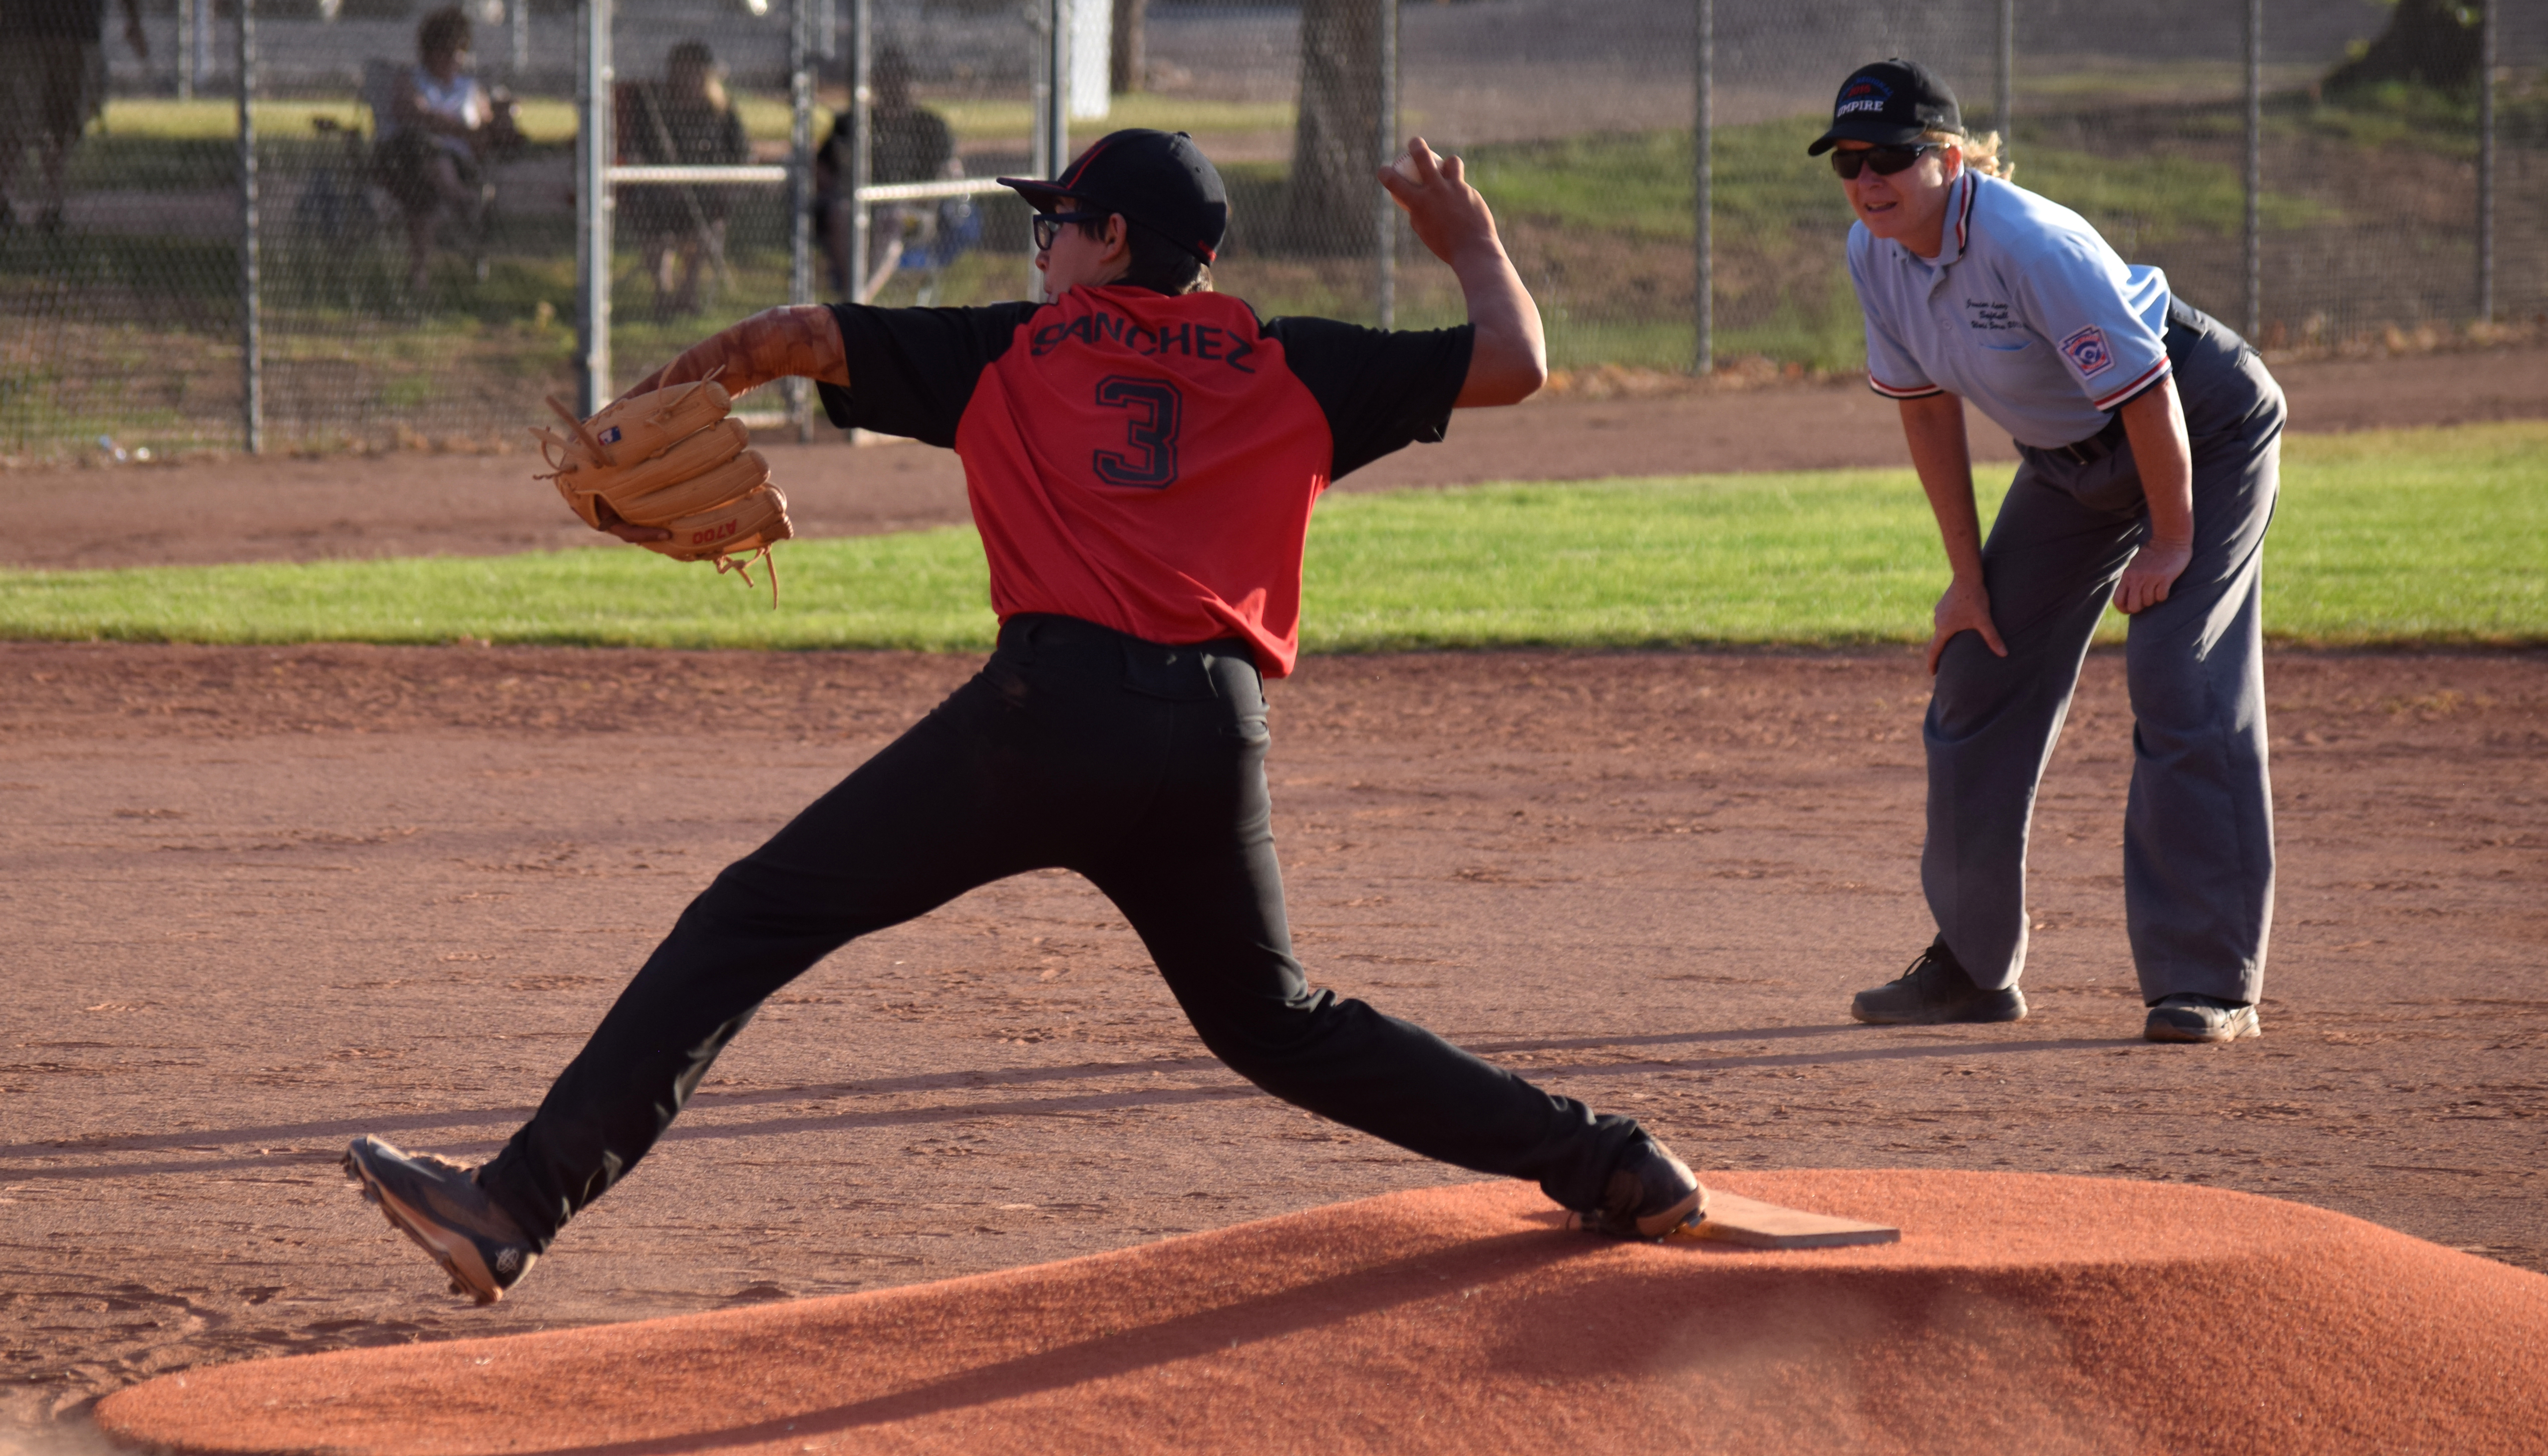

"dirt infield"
[5,343,2544,572]
[4,641,2543,1449]
[91,1175,2548,1455]
[4,347,2544,1449]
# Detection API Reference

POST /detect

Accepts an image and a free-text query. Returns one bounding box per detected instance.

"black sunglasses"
[1032,209,1111,251]
[1829,143,1936,180]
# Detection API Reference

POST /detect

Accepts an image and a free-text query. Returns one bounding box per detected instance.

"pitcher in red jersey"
[343,130,1709,1306]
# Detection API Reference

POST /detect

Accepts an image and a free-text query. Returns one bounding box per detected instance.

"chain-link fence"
[8,3,591,461]
[1386,0,2545,374]
[5,0,2539,462]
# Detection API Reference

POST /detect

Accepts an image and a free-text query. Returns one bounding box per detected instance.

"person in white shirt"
[377,5,517,294]
[1817,59,2285,1045]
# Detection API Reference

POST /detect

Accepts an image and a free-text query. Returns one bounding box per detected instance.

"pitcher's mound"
[96,1170,2547,1454]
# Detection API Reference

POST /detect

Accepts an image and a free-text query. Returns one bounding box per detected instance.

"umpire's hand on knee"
[2111,537,2192,616]
[1927,578,2007,675]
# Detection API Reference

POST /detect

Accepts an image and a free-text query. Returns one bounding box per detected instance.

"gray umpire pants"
[1926,301,2284,1006]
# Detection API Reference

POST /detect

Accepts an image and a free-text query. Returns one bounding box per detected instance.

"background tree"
[2324,0,2483,97]
[1285,0,1383,253]
[1110,0,1148,96]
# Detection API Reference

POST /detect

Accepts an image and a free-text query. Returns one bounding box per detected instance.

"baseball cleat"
[2143,994,2261,1043]
[1575,1135,1709,1241]
[1851,936,2027,1025]
[343,1135,536,1305]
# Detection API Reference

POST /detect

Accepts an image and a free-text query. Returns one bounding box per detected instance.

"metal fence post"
[1027,0,1063,300]
[2477,0,2496,324]
[237,0,260,455]
[2242,0,2261,341]
[1045,0,1071,176]
[848,0,870,308]
[789,0,815,440]
[576,0,613,416]
[1691,0,1710,376]
[511,0,530,80]
[1995,0,2013,162]
[178,0,193,101]
[1375,0,1397,330]
[192,0,212,102]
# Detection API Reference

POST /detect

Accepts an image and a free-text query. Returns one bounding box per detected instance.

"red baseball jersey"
[819,285,1471,676]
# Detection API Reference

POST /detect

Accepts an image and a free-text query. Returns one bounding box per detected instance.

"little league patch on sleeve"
[2059,325,2114,377]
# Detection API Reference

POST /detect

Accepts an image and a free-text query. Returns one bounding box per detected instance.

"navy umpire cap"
[1000,129,1229,264]
[1807,59,1963,155]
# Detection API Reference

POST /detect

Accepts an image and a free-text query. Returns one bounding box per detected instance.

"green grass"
[92,94,1292,152]
[100,98,371,141]
[2256,424,2548,643]
[3,424,2538,651]
[1396,117,2342,372]
[1460,115,2331,249]
[926,94,1298,147]
[0,529,1000,651]
[1308,424,2545,651]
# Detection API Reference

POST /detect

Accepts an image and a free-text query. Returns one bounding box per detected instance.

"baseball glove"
[532,378,794,597]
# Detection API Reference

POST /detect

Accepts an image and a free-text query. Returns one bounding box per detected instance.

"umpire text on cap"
[1000,129,1230,264]
[1807,59,1964,156]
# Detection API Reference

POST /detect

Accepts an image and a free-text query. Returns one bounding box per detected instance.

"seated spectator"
[813,46,963,302]
[0,0,148,233]
[374,5,519,294]
[620,40,750,321]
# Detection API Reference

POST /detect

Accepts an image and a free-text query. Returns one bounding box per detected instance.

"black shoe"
[2144,994,2261,1043]
[1577,1136,1709,1240]
[343,1135,537,1304]
[1850,936,2027,1025]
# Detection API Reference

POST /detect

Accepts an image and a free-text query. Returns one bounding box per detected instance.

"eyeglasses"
[1032,210,1110,251]
[1829,144,1936,181]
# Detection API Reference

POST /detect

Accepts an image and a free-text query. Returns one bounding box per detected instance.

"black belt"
[2050,412,2129,466]
[998,612,1249,662]
[997,612,1258,698]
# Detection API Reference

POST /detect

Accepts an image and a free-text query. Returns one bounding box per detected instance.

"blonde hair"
[1925,128,2012,182]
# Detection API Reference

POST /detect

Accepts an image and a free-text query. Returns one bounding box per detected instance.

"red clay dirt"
[3,343,2542,571]
[90,1173,2548,1455]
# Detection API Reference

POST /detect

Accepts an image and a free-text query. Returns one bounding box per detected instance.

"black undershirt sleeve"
[1261,316,1475,480]
[817,300,1041,447]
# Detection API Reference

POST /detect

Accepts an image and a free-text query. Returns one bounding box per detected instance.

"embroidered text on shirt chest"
[1964,298,2017,332]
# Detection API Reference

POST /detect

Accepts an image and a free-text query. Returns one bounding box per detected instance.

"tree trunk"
[1110,0,1147,96]
[2325,0,2483,96]
[1286,0,1382,254]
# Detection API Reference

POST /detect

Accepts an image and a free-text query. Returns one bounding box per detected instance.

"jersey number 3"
[1092,376,1182,489]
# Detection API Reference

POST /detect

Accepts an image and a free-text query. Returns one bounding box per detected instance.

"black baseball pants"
[479,613,1643,1249]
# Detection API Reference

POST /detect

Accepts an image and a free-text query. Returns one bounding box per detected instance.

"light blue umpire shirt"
[1847,170,2174,450]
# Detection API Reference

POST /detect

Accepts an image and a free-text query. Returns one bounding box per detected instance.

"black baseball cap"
[999,129,1229,264]
[1806,59,1963,156]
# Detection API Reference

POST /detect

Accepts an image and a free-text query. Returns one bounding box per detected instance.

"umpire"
[344,130,1709,1304]
[1814,62,2285,1044]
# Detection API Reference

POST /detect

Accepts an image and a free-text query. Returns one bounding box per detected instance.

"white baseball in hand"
[1392,154,1426,185]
